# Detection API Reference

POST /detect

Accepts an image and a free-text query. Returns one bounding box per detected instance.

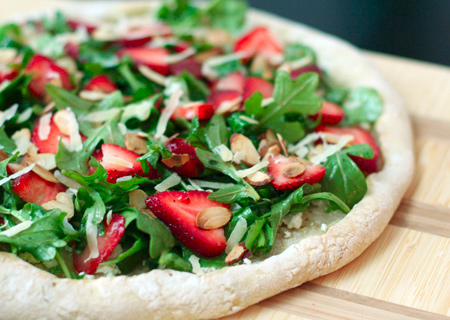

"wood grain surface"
[1,2,449,319]
[222,54,450,320]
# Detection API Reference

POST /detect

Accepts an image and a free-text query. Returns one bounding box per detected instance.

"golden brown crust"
[0,2,414,319]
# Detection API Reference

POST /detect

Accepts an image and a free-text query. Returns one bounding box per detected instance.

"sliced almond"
[245,171,273,186]
[53,109,74,136]
[282,162,306,178]
[7,163,24,174]
[308,144,325,160]
[0,149,8,161]
[225,242,249,265]
[141,208,156,218]
[196,206,232,230]
[42,101,56,114]
[161,154,190,168]
[42,192,74,219]
[259,141,280,158]
[215,96,242,114]
[277,133,288,156]
[266,129,277,142]
[194,48,221,63]
[164,133,180,146]
[230,133,260,166]
[262,144,282,162]
[205,29,233,47]
[32,164,59,183]
[23,145,57,170]
[129,189,148,211]
[125,133,148,155]
[322,132,342,144]
[298,157,313,166]
[250,54,273,79]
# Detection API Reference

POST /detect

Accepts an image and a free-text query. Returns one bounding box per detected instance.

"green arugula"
[46,84,93,116]
[342,87,383,125]
[0,128,17,154]
[284,43,317,63]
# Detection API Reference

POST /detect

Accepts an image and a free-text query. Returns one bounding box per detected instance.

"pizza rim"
[0,2,414,320]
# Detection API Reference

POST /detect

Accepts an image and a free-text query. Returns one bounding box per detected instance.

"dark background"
[248,0,450,66]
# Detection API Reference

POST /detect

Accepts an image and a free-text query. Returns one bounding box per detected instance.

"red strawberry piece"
[31,116,66,154]
[290,64,322,80]
[211,72,245,93]
[117,47,170,75]
[164,138,204,178]
[268,155,326,191]
[242,77,274,101]
[169,57,203,78]
[173,41,191,53]
[170,103,214,121]
[234,27,282,62]
[145,191,229,257]
[64,42,80,59]
[67,19,97,34]
[73,214,125,274]
[92,144,160,183]
[84,75,118,94]
[315,125,381,173]
[207,90,241,110]
[116,24,171,47]
[10,170,66,205]
[25,55,74,99]
[0,67,18,84]
[310,101,345,125]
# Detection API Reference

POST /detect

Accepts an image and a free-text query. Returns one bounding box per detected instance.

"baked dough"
[0,2,414,319]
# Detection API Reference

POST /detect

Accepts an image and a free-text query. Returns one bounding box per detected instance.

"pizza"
[0,1,414,319]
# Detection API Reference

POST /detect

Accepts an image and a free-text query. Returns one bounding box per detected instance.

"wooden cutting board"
[222,54,450,320]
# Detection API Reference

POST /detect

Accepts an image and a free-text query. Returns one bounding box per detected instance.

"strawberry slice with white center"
[207,90,241,111]
[170,102,214,121]
[25,55,74,99]
[169,57,203,78]
[315,125,381,173]
[73,214,125,275]
[234,27,283,62]
[290,64,322,80]
[268,155,326,191]
[242,77,274,101]
[92,144,160,183]
[9,170,66,205]
[211,72,245,93]
[117,47,170,75]
[164,138,204,178]
[310,101,345,125]
[84,75,118,94]
[145,191,230,258]
[116,24,171,47]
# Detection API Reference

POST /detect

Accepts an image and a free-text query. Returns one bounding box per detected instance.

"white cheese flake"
[16,108,33,124]
[37,112,53,141]
[54,170,82,190]
[261,97,274,107]
[232,151,246,164]
[85,212,99,262]
[188,255,204,275]
[0,221,33,237]
[310,134,354,164]
[238,115,259,124]
[164,47,196,64]
[0,163,35,187]
[236,161,269,178]
[138,65,167,86]
[106,210,113,225]
[102,154,134,169]
[226,217,247,254]
[321,223,328,232]
[0,103,18,128]
[116,175,133,182]
[155,172,181,192]
[213,144,233,162]
[201,52,249,79]
[81,108,121,123]
[188,180,235,190]
[154,89,183,139]
[187,179,204,191]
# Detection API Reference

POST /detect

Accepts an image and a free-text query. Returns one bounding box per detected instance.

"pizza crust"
[0,2,414,319]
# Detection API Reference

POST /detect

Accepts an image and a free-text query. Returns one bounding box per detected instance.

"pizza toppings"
[0,1,384,277]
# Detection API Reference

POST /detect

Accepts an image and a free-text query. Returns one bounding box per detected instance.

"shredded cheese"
[37,112,53,141]
[102,154,134,168]
[201,52,249,79]
[261,97,274,107]
[236,161,269,178]
[188,255,204,275]
[164,47,196,64]
[188,180,235,190]
[213,144,233,162]
[155,172,181,192]
[154,89,183,139]
[106,210,113,225]
[121,99,155,123]
[225,217,247,254]
[54,170,82,190]
[16,108,33,124]
[116,175,132,182]
[84,212,99,262]
[138,65,167,86]
[0,221,33,237]
[0,163,35,187]
[238,115,259,124]
[187,179,204,191]
[0,103,18,128]
[232,151,246,164]
[310,134,354,164]
[81,108,121,123]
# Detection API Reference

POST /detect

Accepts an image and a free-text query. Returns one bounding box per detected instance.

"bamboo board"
[222,54,450,320]
[1,2,449,320]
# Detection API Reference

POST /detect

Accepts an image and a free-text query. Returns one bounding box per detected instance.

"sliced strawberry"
[207,90,241,110]
[25,55,74,99]
[315,125,381,173]
[170,103,214,121]
[67,19,97,34]
[310,101,345,125]
[73,214,125,275]
[116,24,171,47]
[84,75,118,94]
[173,41,191,53]
[169,57,203,78]
[117,47,170,75]
[93,144,160,183]
[290,64,322,80]
[242,77,274,101]
[31,115,66,154]
[10,170,66,205]
[64,42,80,59]
[164,138,204,178]
[0,67,19,83]
[211,72,245,93]
[234,27,282,62]
[268,155,326,191]
[145,191,229,257]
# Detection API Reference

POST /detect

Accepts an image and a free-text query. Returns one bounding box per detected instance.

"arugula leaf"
[343,144,374,159]
[136,210,175,259]
[46,85,93,116]
[0,23,22,48]
[320,152,367,210]
[211,59,242,78]
[284,43,317,63]
[258,71,322,125]
[208,184,259,203]
[100,238,146,266]
[41,11,70,34]
[265,117,305,143]
[324,87,348,105]
[204,114,229,150]
[34,33,66,59]
[342,87,383,125]
[195,148,240,182]
[180,71,210,101]
[244,91,264,117]
[206,0,247,34]
[158,0,200,29]
[300,192,350,214]
[0,128,17,154]
[77,188,106,225]
[158,251,192,272]
[79,43,120,68]
[0,209,67,262]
